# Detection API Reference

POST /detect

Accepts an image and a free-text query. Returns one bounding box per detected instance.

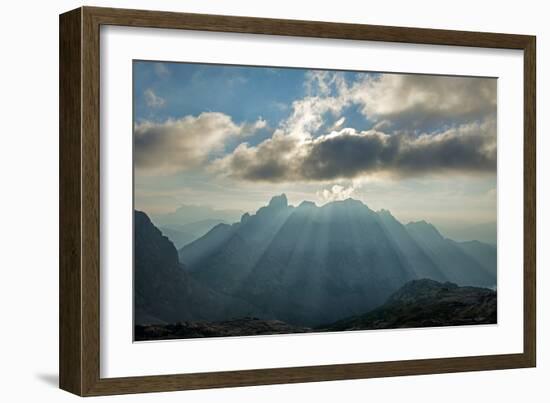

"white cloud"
[144,88,166,108]
[328,117,346,131]
[317,185,355,204]
[304,70,347,96]
[299,71,497,133]
[135,112,265,175]
[349,74,497,130]
[282,93,349,140]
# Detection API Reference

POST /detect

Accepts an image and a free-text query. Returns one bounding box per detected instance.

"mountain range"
[152,204,242,227]
[177,195,495,325]
[133,194,496,330]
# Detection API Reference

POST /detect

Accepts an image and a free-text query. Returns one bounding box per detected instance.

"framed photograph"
[59,6,536,396]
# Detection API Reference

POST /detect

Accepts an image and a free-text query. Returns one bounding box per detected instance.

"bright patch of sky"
[135,62,308,132]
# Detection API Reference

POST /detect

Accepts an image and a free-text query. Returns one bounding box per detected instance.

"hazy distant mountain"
[405,221,495,287]
[160,219,226,248]
[157,227,195,250]
[456,240,497,279]
[323,279,496,331]
[134,211,261,325]
[152,205,242,227]
[377,210,447,282]
[438,222,497,245]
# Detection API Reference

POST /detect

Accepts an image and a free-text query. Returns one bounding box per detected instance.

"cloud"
[144,88,165,108]
[211,118,496,183]
[304,70,346,96]
[300,71,496,133]
[349,74,497,131]
[135,112,265,175]
[210,71,497,184]
[317,185,355,203]
[328,117,346,131]
[282,93,349,139]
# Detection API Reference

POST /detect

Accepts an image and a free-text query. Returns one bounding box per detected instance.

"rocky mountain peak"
[268,194,288,209]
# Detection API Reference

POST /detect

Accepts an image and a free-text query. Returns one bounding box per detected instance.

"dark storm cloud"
[212,119,496,182]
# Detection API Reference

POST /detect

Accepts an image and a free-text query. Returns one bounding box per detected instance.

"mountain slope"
[152,205,242,227]
[160,219,226,248]
[377,210,447,281]
[405,221,496,287]
[134,210,261,325]
[178,196,496,327]
[179,195,419,326]
[322,279,497,331]
[456,240,497,279]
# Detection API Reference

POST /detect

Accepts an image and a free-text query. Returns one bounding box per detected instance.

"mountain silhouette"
[134,211,261,325]
[177,195,496,326]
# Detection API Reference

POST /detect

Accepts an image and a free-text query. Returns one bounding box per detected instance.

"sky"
[133,60,497,231]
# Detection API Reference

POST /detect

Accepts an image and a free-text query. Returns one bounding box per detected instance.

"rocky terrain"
[135,317,311,340]
[136,279,496,340]
[322,279,497,331]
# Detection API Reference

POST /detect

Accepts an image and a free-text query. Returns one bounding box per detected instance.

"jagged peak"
[268,194,288,209]
[377,208,394,217]
[240,212,251,223]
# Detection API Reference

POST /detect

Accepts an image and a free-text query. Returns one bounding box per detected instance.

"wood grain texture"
[523,38,536,367]
[59,8,82,396]
[59,6,537,396]
[80,6,102,396]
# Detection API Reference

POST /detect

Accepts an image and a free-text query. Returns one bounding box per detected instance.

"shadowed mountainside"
[135,279,496,340]
[134,211,263,325]
[322,278,496,331]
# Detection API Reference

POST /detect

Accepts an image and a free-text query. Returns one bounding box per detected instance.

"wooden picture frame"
[59,6,536,396]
